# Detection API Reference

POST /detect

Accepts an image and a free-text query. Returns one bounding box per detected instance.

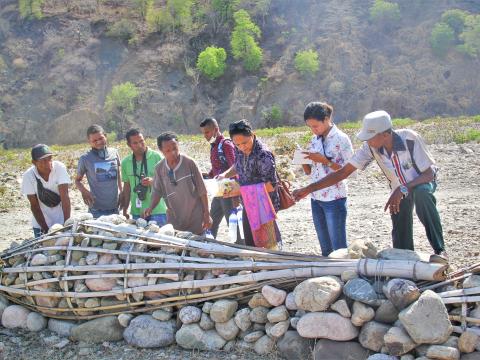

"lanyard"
[132,151,147,186]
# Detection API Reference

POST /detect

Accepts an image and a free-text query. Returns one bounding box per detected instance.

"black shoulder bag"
[35,176,61,207]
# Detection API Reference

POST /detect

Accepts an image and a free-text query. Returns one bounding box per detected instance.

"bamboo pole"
[437,286,480,298]
[443,296,480,304]
[449,315,480,325]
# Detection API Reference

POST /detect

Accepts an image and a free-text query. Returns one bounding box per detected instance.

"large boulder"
[294,276,343,312]
[209,300,238,323]
[399,290,452,344]
[48,319,77,337]
[344,278,379,306]
[297,312,359,341]
[215,318,239,341]
[377,248,422,261]
[175,324,226,350]
[313,338,370,360]
[26,312,47,332]
[383,279,420,310]
[277,331,314,360]
[359,321,391,352]
[123,315,176,348]
[1,305,30,329]
[71,316,124,343]
[262,285,287,306]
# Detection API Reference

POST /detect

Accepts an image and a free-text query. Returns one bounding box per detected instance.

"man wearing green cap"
[293,110,446,262]
[21,144,71,237]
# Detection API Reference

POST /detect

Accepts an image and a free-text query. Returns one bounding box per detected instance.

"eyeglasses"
[168,169,177,186]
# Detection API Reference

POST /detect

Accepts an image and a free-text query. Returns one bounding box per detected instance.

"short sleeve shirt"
[309,125,353,201]
[21,161,71,228]
[348,129,435,191]
[121,148,167,216]
[77,148,120,211]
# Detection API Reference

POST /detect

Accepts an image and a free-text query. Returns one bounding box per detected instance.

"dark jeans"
[89,208,119,219]
[391,182,444,253]
[210,197,236,238]
[311,198,348,257]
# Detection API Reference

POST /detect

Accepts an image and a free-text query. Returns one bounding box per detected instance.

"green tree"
[262,104,283,127]
[294,49,319,77]
[196,46,227,80]
[106,19,136,41]
[369,0,401,30]
[18,0,44,20]
[459,15,480,57]
[167,0,194,33]
[430,22,455,57]
[441,9,468,36]
[104,82,140,139]
[230,9,263,72]
[134,0,153,20]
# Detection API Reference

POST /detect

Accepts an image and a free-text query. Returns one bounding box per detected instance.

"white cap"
[356,110,392,141]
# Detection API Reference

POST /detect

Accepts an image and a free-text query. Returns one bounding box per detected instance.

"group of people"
[21,101,447,261]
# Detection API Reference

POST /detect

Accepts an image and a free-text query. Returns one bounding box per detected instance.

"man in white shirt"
[293,111,446,262]
[21,144,71,237]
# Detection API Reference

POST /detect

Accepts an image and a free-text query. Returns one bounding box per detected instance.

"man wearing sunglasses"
[143,132,212,234]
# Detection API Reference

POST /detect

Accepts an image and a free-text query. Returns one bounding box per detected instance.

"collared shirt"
[348,129,435,192]
[309,125,354,201]
[208,134,236,178]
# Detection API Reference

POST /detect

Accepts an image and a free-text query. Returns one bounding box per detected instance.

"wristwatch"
[399,185,409,197]
[326,161,334,167]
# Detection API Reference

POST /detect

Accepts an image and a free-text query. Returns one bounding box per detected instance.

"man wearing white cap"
[293,110,446,262]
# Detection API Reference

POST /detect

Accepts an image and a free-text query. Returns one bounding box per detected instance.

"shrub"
[369,0,400,29]
[134,0,153,19]
[231,10,263,72]
[18,0,44,20]
[458,14,480,57]
[106,19,136,41]
[294,49,319,77]
[441,9,468,36]
[196,46,227,80]
[262,104,283,127]
[430,22,455,57]
[104,82,140,138]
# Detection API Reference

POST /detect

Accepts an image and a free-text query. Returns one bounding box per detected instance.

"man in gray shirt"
[75,125,122,218]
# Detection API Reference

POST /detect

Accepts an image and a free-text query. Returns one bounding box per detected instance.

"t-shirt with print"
[77,147,120,211]
[21,160,72,229]
[121,148,167,216]
[152,154,207,235]
[308,125,353,202]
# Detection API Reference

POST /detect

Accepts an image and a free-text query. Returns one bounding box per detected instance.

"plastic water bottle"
[228,209,238,243]
[236,204,245,241]
[204,229,214,239]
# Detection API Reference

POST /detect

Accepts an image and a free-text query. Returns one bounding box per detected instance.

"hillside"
[0,0,480,147]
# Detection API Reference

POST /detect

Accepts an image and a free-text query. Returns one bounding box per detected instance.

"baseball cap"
[31,144,55,161]
[356,110,392,141]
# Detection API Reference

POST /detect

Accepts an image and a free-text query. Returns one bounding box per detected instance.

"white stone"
[244,330,264,343]
[234,308,252,332]
[215,318,240,341]
[383,326,416,356]
[426,345,460,360]
[152,309,173,321]
[209,300,238,323]
[297,312,359,341]
[267,305,289,323]
[31,254,48,266]
[26,312,47,332]
[351,301,375,327]
[293,276,343,312]
[249,306,269,323]
[118,313,133,328]
[269,320,289,338]
[254,335,275,355]
[330,299,351,318]
[48,318,77,337]
[179,306,202,324]
[359,321,391,352]
[199,313,215,331]
[261,285,287,307]
[1,305,30,329]
[285,292,298,310]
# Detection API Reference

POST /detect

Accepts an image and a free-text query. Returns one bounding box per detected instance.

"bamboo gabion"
[0,214,448,320]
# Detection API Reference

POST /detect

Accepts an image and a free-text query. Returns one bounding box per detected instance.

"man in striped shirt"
[293,110,446,262]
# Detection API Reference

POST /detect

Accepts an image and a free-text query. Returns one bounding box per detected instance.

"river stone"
[1,305,30,329]
[199,313,215,330]
[399,290,452,344]
[85,252,98,265]
[202,302,213,314]
[351,301,375,327]
[234,308,252,331]
[377,248,421,261]
[359,321,391,351]
[463,275,480,289]
[254,334,275,355]
[244,331,265,343]
[175,324,226,350]
[123,315,176,348]
[426,345,460,360]
[118,314,133,327]
[71,316,124,343]
[285,292,298,310]
[48,319,77,337]
[461,353,480,360]
[26,312,47,332]
[215,318,239,340]
[294,276,343,312]
[471,304,480,319]
[31,254,48,266]
[344,278,379,306]
[0,295,9,318]
[179,306,202,324]
[249,306,269,323]
[277,330,314,359]
[237,340,255,351]
[152,309,172,321]
[262,285,287,306]
[442,336,459,349]
[458,330,479,353]
[348,239,378,259]
[399,355,414,360]
[290,317,299,329]
[267,305,289,323]
[313,338,370,360]
[375,300,400,324]
[248,293,272,308]
[384,326,417,356]
[209,300,238,323]
[367,355,399,360]
[330,299,351,318]
[85,274,116,291]
[297,312,359,340]
[384,279,420,310]
[269,320,289,338]
[341,270,359,282]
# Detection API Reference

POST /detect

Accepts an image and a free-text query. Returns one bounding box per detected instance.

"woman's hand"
[293,186,311,201]
[302,152,329,165]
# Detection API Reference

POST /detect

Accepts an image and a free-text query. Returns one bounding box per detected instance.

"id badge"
[135,197,142,208]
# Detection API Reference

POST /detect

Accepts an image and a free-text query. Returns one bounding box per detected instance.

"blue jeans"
[132,214,167,227]
[311,198,348,257]
[89,208,119,219]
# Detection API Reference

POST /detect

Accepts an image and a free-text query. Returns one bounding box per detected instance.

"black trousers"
[210,197,236,238]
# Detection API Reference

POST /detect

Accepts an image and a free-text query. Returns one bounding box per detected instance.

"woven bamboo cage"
[0,217,448,320]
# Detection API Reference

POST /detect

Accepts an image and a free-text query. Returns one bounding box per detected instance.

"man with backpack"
[21,144,71,237]
[200,117,237,239]
[293,110,447,262]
